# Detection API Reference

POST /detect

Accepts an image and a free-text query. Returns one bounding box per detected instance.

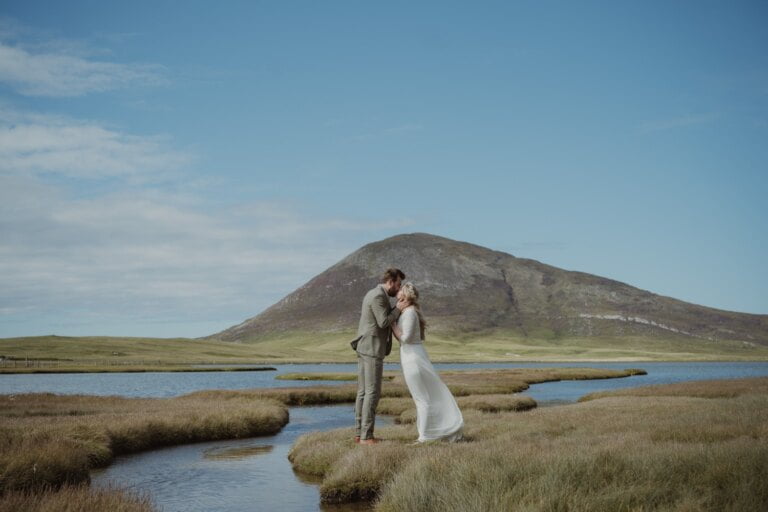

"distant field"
[1,330,767,370]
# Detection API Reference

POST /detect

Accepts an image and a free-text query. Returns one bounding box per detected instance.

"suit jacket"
[354,284,401,359]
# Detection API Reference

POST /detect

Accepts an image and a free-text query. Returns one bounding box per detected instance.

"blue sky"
[1,1,766,338]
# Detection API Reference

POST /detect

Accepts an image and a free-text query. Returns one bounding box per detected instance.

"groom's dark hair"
[380,268,405,283]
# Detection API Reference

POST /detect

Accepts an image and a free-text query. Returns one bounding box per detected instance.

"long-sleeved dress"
[398,307,464,442]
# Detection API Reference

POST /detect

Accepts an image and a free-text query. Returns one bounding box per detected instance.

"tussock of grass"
[0,483,155,512]
[289,377,768,510]
[0,392,289,495]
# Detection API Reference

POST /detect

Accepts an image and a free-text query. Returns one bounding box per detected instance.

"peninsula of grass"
[184,367,645,406]
[0,391,289,510]
[288,376,768,510]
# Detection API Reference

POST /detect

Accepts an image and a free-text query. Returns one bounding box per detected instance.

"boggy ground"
[0,392,289,511]
[288,377,768,511]
[0,367,641,510]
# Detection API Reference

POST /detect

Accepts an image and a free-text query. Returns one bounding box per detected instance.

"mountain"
[208,233,768,347]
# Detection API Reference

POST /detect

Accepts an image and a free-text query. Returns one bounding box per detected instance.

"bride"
[392,282,463,443]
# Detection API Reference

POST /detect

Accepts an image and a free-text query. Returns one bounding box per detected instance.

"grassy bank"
[0,483,155,512]
[3,332,768,366]
[288,376,768,510]
[0,391,289,504]
[183,367,645,406]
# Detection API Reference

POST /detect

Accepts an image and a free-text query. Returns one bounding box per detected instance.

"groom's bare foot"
[359,438,381,445]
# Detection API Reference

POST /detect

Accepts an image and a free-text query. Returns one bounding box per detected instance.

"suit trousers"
[355,352,384,440]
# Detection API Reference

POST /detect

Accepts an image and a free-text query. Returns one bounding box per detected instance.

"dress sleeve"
[400,309,420,344]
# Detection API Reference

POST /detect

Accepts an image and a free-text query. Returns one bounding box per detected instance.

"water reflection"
[203,444,273,460]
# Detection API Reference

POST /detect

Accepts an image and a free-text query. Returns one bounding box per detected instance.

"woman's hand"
[392,320,402,341]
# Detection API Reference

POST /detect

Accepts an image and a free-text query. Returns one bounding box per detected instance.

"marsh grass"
[0,392,289,499]
[257,367,644,405]
[379,394,536,424]
[0,483,155,512]
[579,375,768,401]
[288,377,768,511]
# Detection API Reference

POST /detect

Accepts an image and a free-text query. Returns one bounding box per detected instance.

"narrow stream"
[91,405,393,512]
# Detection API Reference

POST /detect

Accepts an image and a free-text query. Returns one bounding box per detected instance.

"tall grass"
[289,377,768,511]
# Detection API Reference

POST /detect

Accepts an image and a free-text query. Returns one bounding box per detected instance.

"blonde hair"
[400,282,427,340]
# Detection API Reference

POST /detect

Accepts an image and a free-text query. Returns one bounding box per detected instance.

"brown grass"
[0,367,645,510]
[0,483,155,512]
[0,392,288,495]
[233,367,644,406]
[288,377,768,511]
[579,375,768,401]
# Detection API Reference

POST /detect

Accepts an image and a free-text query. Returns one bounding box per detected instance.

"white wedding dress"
[398,307,464,442]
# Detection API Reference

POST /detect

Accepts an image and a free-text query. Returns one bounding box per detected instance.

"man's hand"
[396,298,409,311]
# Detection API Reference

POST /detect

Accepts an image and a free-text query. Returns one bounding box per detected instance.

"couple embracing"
[351,268,464,445]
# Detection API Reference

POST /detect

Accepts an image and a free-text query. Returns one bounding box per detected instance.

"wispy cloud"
[638,113,718,133]
[0,173,417,336]
[0,18,167,97]
[0,107,191,181]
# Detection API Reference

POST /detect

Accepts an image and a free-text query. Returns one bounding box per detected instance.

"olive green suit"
[354,284,401,440]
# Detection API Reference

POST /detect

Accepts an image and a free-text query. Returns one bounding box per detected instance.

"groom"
[353,268,407,445]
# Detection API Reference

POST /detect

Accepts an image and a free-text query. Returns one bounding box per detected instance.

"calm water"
[3,361,768,402]
[4,362,768,511]
[91,404,386,512]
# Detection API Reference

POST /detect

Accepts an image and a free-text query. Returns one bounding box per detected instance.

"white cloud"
[0,39,167,97]
[0,174,417,337]
[0,107,191,180]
